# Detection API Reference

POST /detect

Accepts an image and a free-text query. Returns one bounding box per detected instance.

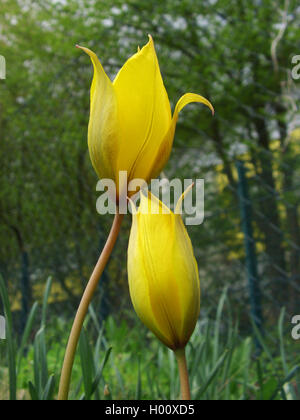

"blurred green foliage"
[0,0,300,400]
[0,276,299,400]
[0,0,299,320]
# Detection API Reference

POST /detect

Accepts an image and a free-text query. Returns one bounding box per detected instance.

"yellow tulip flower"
[77,36,214,201]
[127,189,200,350]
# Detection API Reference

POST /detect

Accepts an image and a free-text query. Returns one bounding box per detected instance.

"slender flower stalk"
[175,348,191,400]
[58,211,123,400]
[58,35,213,401]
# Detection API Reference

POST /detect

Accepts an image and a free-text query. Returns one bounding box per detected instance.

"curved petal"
[149,93,214,180]
[175,182,194,214]
[173,93,214,122]
[77,45,120,182]
[174,185,201,343]
[113,36,172,182]
[172,216,200,344]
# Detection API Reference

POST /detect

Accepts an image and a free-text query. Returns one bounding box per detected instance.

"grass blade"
[196,350,229,399]
[0,275,17,400]
[41,277,52,329]
[79,328,94,400]
[17,302,39,373]
[42,374,56,401]
[91,346,112,397]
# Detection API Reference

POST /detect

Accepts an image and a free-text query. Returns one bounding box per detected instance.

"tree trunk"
[253,117,287,309]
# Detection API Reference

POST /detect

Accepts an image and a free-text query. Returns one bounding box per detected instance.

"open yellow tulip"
[77,36,214,202]
[127,189,200,351]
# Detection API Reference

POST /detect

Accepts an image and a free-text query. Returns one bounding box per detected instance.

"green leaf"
[0,275,17,401]
[91,346,112,397]
[33,327,48,399]
[79,328,94,400]
[28,381,39,401]
[196,350,229,399]
[41,375,56,401]
[41,277,53,329]
[17,302,39,373]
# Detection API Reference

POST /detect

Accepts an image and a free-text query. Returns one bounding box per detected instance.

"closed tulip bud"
[127,189,200,351]
[77,36,213,202]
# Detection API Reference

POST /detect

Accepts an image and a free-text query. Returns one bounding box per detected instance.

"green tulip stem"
[58,210,124,400]
[175,348,191,400]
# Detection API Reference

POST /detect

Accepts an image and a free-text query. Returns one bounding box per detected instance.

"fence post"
[236,161,263,337]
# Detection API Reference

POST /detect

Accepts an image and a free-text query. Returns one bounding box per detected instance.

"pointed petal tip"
[128,196,137,215]
[134,35,154,57]
[75,45,105,74]
[175,182,195,214]
[195,94,214,116]
[75,45,96,60]
[76,44,86,52]
[206,99,214,115]
[147,34,155,49]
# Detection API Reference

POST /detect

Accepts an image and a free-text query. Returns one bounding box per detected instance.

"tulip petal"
[139,189,171,215]
[149,93,214,180]
[77,45,120,181]
[174,185,201,341]
[113,36,172,182]
[175,182,194,214]
[173,217,200,342]
[128,209,176,348]
[128,192,200,350]
[173,93,214,122]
